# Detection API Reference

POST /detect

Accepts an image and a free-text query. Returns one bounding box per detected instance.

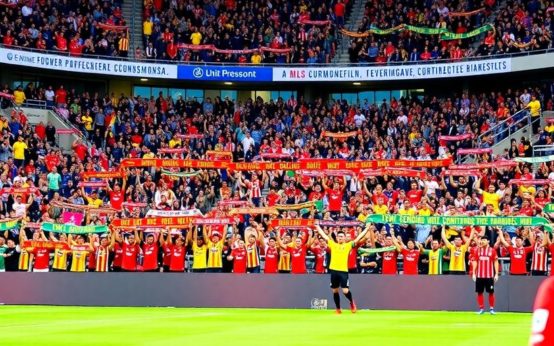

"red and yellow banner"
[120,158,452,171]
[322,131,359,139]
[23,241,70,250]
[359,168,427,179]
[270,218,316,228]
[275,201,315,210]
[228,207,279,215]
[193,217,234,225]
[449,160,517,170]
[111,217,197,228]
[82,170,124,179]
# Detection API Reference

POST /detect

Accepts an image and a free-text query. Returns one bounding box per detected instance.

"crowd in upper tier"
[0,82,552,274]
[0,0,552,64]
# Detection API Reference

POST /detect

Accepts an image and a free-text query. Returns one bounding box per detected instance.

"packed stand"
[0,82,554,274]
[346,0,498,63]
[477,0,553,56]
[0,0,131,57]
[140,0,352,63]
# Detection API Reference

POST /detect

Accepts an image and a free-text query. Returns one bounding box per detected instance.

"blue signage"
[178,65,273,82]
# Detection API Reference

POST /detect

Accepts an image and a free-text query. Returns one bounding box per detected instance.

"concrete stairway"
[121,0,144,55]
[333,0,367,64]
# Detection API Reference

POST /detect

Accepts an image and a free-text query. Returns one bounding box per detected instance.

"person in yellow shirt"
[13,136,27,167]
[13,86,25,105]
[81,111,93,138]
[168,134,182,148]
[398,201,416,216]
[68,234,94,272]
[143,18,153,37]
[203,226,225,272]
[527,94,541,133]
[251,50,262,64]
[192,226,207,272]
[372,200,388,215]
[190,28,202,45]
[441,227,474,274]
[51,233,69,271]
[315,224,370,314]
[83,189,103,208]
[476,181,500,212]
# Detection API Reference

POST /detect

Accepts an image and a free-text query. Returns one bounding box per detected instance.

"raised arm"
[441,227,452,248]
[497,228,510,248]
[306,229,315,247]
[315,225,329,242]
[353,225,370,245]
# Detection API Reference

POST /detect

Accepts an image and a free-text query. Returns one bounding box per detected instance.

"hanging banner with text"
[273,58,510,82]
[120,158,452,171]
[0,47,177,79]
[41,222,108,234]
[366,214,551,228]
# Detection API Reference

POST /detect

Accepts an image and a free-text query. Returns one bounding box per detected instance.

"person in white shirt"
[12,194,33,218]
[45,86,55,107]
[396,113,408,126]
[520,89,531,107]
[353,112,366,127]
[241,132,255,155]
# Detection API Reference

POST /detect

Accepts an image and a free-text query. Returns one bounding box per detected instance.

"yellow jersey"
[13,141,27,160]
[447,243,468,272]
[373,204,388,215]
[482,191,500,211]
[52,249,68,270]
[14,90,25,105]
[70,250,88,272]
[528,99,541,117]
[278,249,291,271]
[327,239,353,272]
[206,240,223,268]
[82,115,93,131]
[143,21,153,35]
[18,247,30,270]
[86,196,103,207]
[191,32,202,45]
[192,243,207,269]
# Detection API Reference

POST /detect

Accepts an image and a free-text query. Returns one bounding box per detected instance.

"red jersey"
[33,248,50,270]
[231,247,247,273]
[288,245,307,274]
[508,245,533,274]
[168,245,186,272]
[401,248,420,275]
[372,193,388,206]
[264,246,279,274]
[474,246,497,278]
[381,250,398,275]
[326,188,343,212]
[532,244,550,272]
[406,189,423,204]
[142,243,159,271]
[112,243,123,268]
[531,277,554,346]
[311,245,326,274]
[121,242,140,271]
[348,245,359,270]
[163,244,172,266]
[109,191,123,210]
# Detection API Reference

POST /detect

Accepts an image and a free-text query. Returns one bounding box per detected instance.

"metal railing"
[475,108,531,148]
[1,43,553,67]
[533,144,554,157]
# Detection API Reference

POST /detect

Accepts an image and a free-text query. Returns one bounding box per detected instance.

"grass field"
[0,306,531,346]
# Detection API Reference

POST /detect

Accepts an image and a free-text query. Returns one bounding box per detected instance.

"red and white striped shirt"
[249,179,261,198]
[474,246,497,278]
[246,243,260,268]
[532,244,550,272]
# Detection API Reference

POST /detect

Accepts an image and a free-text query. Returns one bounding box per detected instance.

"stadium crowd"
[0,81,553,274]
[0,0,552,63]
[0,0,129,57]
[348,0,553,63]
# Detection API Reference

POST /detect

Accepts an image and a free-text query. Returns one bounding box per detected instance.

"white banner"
[145,209,204,217]
[0,47,177,79]
[273,58,511,82]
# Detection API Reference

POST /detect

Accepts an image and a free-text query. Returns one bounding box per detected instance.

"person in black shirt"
[3,239,20,271]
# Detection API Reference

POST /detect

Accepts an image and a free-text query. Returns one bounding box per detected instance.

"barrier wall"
[0,273,544,312]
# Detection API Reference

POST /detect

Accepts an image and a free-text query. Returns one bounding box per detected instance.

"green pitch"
[0,306,530,346]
